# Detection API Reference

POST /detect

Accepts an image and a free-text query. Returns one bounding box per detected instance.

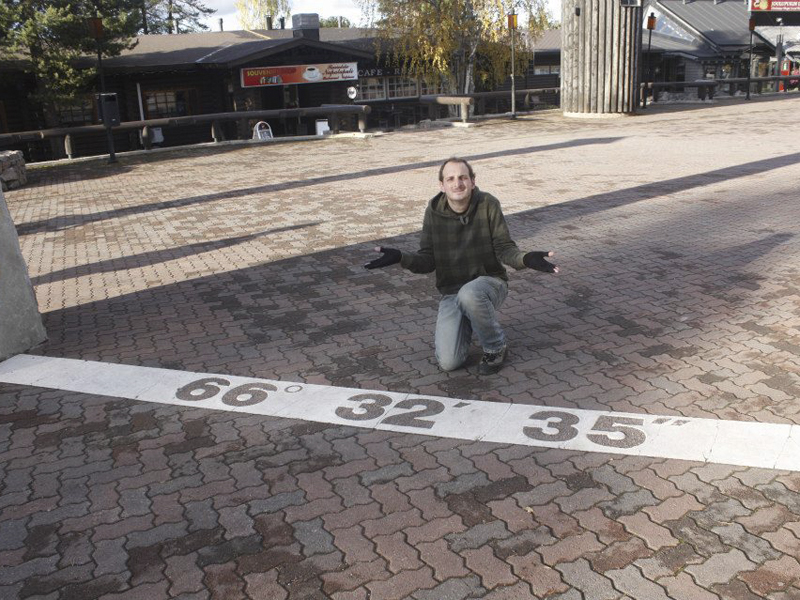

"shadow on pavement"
[29,152,799,414]
[15,137,623,236]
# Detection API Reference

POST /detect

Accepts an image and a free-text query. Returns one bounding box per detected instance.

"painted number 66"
[175,377,277,407]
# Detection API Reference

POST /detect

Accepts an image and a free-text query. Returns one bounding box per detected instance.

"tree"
[320,16,352,28]
[2,0,140,126]
[234,0,290,30]
[356,0,553,94]
[140,0,215,34]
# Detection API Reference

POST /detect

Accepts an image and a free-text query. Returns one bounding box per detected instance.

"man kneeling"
[365,157,558,375]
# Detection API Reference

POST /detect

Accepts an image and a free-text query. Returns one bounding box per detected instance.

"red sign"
[751,0,800,10]
[241,63,358,88]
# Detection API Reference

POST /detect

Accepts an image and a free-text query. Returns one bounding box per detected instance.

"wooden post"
[141,126,153,150]
[562,0,642,114]
[211,121,225,142]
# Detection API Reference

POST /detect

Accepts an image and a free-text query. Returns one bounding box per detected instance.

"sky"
[201,0,562,32]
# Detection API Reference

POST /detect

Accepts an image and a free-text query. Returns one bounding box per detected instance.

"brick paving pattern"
[2,96,800,598]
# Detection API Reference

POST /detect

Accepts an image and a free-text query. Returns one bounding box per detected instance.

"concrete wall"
[0,188,46,361]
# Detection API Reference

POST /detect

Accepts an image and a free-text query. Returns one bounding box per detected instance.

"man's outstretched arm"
[523,251,559,274]
[364,247,402,269]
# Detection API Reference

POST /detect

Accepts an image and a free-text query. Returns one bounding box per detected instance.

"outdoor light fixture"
[575,5,581,16]
[86,14,116,163]
[508,12,518,119]
[643,13,656,109]
[747,16,756,99]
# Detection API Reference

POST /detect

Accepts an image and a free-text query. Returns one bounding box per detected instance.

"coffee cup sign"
[303,66,322,81]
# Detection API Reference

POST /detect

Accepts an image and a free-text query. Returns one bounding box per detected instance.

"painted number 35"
[525,411,647,449]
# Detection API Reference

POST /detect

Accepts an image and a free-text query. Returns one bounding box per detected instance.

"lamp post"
[747,16,755,100]
[87,15,116,164]
[508,11,518,119]
[643,12,656,108]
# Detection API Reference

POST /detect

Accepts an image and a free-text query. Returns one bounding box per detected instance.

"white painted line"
[0,354,797,471]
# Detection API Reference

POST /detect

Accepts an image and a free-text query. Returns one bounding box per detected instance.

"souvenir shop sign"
[241,63,358,87]
[751,0,800,10]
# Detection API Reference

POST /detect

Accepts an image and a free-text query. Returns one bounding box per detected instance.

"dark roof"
[100,28,378,72]
[529,29,561,52]
[647,30,719,57]
[652,0,755,48]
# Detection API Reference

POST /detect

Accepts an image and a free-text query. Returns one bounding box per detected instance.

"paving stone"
[684,549,757,588]
[738,555,800,597]
[539,531,604,566]
[462,546,516,590]
[411,575,486,600]
[364,566,437,600]
[506,552,568,597]
[606,564,672,600]
[417,539,469,581]
[294,517,337,558]
[445,520,512,553]
[556,558,621,600]
[617,512,679,551]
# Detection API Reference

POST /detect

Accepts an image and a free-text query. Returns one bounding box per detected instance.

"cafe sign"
[241,62,358,87]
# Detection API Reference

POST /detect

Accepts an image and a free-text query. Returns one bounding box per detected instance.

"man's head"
[438,158,476,209]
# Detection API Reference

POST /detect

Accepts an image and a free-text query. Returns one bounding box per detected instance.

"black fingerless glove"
[523,251,557,273]
[364,247,402,269]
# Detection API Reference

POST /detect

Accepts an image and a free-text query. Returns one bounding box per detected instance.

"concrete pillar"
[561,0,643,115]
[0,188,46,361]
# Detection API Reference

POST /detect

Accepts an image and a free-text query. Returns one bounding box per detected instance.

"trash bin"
[315,119,330,136]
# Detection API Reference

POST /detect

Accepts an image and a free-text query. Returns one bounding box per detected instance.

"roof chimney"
[292,13,320,40]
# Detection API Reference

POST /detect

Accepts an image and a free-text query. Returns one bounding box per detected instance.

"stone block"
[0,188,46,360]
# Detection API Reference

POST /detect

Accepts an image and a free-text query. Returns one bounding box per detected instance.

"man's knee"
[456,285,483,313]
[436,352,465,372]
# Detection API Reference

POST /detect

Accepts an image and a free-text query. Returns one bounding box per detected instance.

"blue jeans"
[435,276,508,371]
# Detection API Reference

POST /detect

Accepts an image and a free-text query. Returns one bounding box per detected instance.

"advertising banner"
[241,63,358,88]
[751,0,800,10]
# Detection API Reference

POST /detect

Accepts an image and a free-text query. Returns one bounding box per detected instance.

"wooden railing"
[0,105,371,159]
[642,75,799,104]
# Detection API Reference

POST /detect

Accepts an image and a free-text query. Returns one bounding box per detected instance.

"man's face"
[440,161,475,205]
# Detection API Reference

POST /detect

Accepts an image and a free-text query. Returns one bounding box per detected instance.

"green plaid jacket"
[400,189,527,294]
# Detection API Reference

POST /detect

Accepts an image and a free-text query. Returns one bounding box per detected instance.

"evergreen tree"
[140,0,214,34]
[2,0,140,125]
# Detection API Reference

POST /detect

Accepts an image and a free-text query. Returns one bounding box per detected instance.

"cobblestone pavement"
[2,95,800,599]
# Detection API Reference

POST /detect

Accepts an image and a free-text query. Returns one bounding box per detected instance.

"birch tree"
[357,0,553,94]
[234,0,290,30]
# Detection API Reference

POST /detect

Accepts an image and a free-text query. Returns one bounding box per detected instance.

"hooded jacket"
[400,189,527,294]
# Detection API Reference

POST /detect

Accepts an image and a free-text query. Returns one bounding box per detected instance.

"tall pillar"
[0,188,46,361]
[561,0,643,115]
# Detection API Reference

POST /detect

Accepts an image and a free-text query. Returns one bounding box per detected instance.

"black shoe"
[479,345,507,375]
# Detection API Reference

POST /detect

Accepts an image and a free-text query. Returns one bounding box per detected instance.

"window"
[387,76,418,98]
[534,65,550,75]
[58,97,95,125]
[551,64,560,74]
[356,77,386,100]
[419,79,442,95]
[143,89,197,119]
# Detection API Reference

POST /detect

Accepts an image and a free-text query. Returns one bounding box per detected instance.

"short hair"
[438,157,475,182]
